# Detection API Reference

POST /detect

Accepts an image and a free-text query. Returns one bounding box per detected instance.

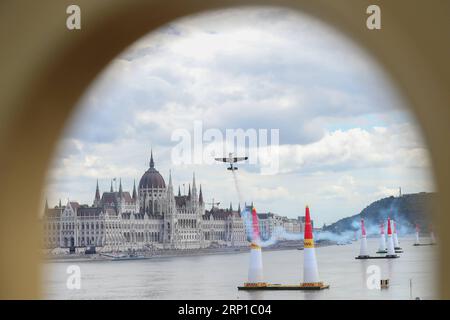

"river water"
[43,238,438,299]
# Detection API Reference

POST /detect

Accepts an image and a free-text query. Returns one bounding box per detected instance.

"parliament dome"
[138,151,166,189]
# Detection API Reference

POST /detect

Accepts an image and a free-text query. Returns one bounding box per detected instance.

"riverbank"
[44,240,334,263]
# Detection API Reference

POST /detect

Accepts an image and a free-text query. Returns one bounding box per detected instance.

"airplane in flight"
[214,152,248,171]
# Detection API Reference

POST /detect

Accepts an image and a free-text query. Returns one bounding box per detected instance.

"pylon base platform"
[355,255,399,259]
[238,282,329,291]
[376,250,387,254]
[413,243,435,246]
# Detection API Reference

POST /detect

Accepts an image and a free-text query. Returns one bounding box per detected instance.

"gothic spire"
[132,179,137,200]
[167,171,173,198]
[188,184,191,199]
[238,203,241,213]
[110,180,113,192]
[192,172,197,199]
[95,179,100,201]
[178,185,181,197]
[199,185,203,204]
[229,202,233,211]
[119,178,123,197]
[45,198,49,211]
[149,148,155,168]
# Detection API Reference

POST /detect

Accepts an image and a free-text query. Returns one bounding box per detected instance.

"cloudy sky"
[45,7,434,226]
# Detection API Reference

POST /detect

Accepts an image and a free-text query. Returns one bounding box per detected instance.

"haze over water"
[44,238,437,300]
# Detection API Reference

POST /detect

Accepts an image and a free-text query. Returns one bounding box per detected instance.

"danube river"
[43,238,438,299]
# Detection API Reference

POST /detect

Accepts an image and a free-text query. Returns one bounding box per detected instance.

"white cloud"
[250,186,291,202]
[276,123,430,174]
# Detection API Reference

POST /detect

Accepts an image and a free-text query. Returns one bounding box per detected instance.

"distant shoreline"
[44,240,333,263]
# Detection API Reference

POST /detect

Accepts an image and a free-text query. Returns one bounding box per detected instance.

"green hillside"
[323,192,436,234]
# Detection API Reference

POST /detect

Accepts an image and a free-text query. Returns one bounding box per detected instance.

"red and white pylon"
[378,221,387,253]
[430,225,436,245]
[392,220,401,249]
[301,206,323,286]
[245,206,266,287]
[386,217,397,257]
[415,224,420,245]
[358,219,369,257]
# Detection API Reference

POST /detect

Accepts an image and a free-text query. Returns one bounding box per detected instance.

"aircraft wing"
[214,156,248,163]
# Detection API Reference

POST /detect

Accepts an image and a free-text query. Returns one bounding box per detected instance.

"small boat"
[111,254,146,261]
[100,253,147,261]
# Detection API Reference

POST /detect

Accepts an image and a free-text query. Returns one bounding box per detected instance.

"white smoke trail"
[231,170,244,205]
[232,171,305,246]
[240,207,254,242]
[314,230,354,242]
[231,171,259,243]
[257,226,303,247]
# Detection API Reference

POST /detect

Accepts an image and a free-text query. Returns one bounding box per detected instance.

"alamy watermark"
[366,5,381,30]
[66,5,81,30]
[66,265,81,290]
[366,265,381,290]
[66,4,381,32]
[171,121,280,175]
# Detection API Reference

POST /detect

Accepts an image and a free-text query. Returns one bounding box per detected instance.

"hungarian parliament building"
[42,152,304,252]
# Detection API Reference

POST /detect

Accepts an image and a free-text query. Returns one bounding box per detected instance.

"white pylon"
[430,231,436,244]
[378,222,387,252]
[359,219,369,257]
[248,244,264,283]
[387,217,396,257]
[392,220,400,249]
[414,224,420,245]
